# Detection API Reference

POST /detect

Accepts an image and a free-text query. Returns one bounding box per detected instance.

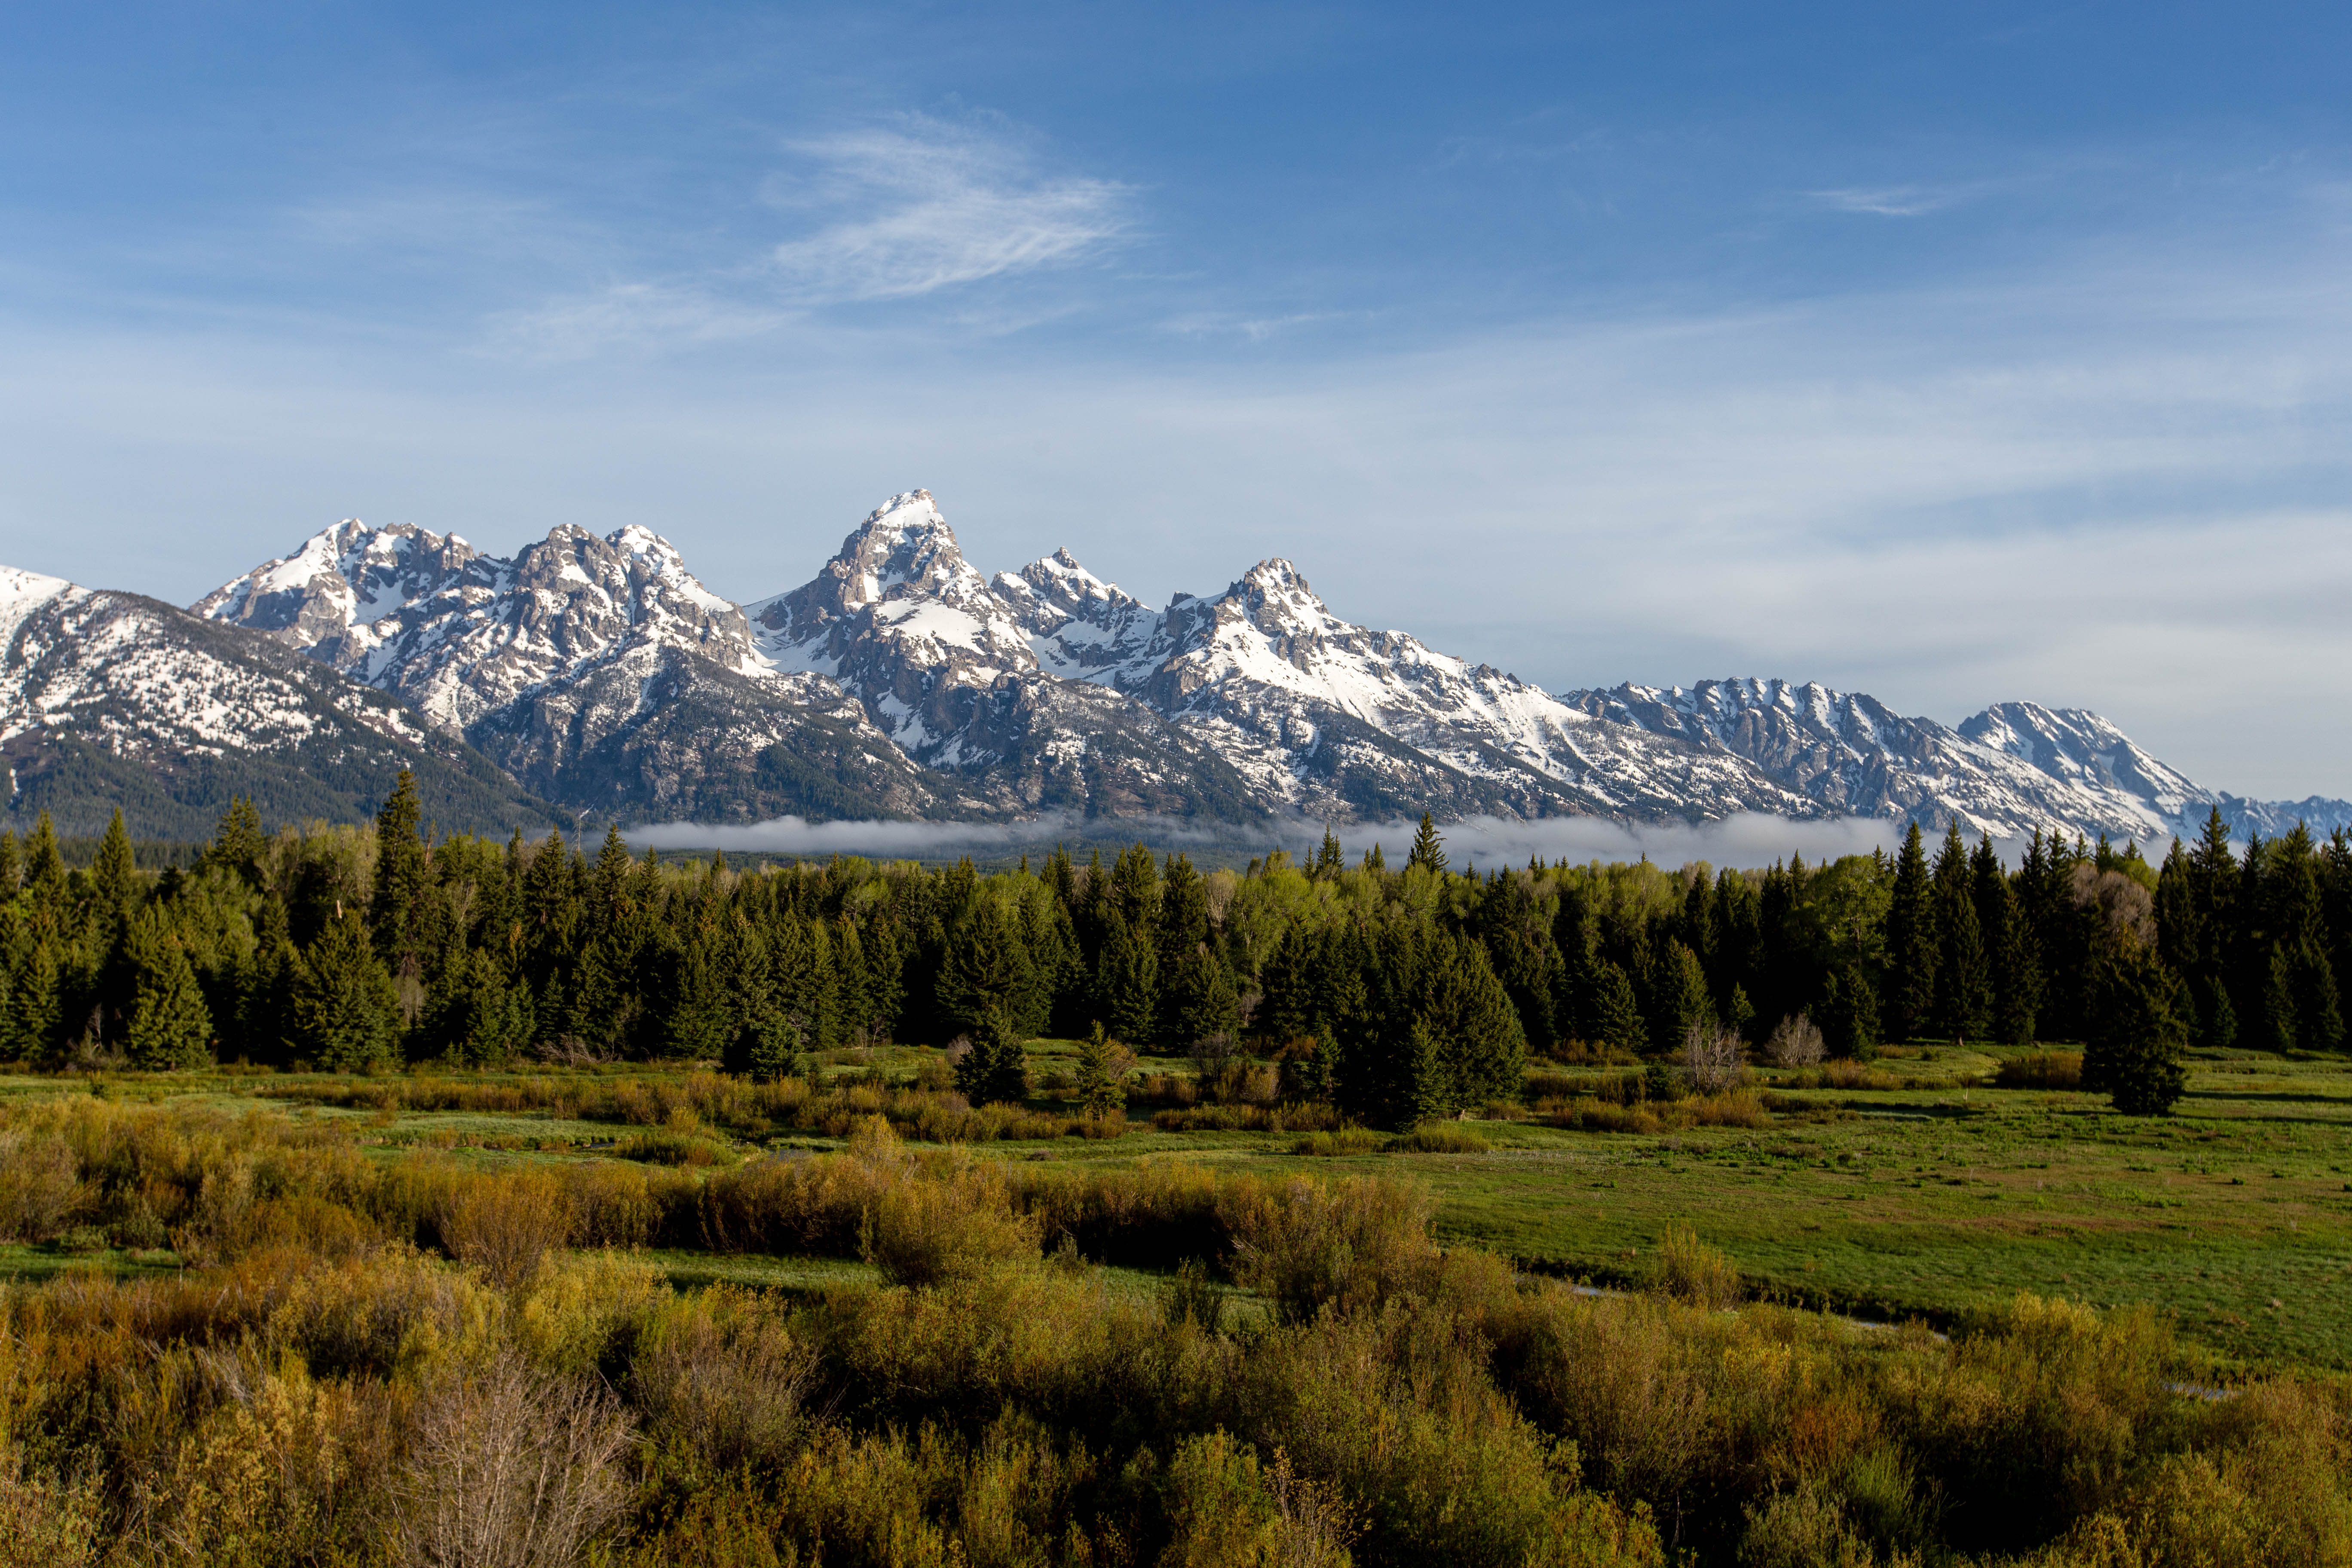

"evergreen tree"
[1093,913,1158,1044]
[1406,813,1448,875]
[1930,826,1992,1042]
[937,896,1041,1044]
[370,770,429,961]
[1311,825,1346,880]
[441,947,533,1065]
[1817,963,1880,1059]
[122,907,213,1070]
[1073,1021,1127,1117]
[954,1008,1029,1105]
[1884,822,1937,1041]
[2083,939,2190,1115]
[201,798,269,889]
[1651,940,1713,1055]
[91,808,138,919]
[289,913,401,1070]
[0,829,18,898]
[4,942,64,1061]
[1161,943,1241,1045]
[24,812,65,906]
[1591,958,1646,1058]
[1363,844,1387,872]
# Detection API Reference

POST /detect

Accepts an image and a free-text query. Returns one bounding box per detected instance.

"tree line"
[3,777,2344,1120]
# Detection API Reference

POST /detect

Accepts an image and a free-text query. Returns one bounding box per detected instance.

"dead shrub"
[392,1350,631,1568]
[1681,1024,1748,1094]
[1764,1014,1826,1069]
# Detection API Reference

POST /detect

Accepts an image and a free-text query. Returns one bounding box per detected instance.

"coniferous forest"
[6,773,2347,1120]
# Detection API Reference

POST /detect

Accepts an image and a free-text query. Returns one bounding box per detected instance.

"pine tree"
[0,829,18,898]
[1884,822,1937,1041]
[91,808,139,933]
[122,907,213,1070]
[1093,913,1158,1044]
[289,913,401,1070]
[1592,959,1646,1058]
[1406,814,1448,876]
[2084,938,2190,1115]
[1651,940,1713,1055]
[24,812,64,904]
[937,895,1040,1045]
[201,798,268,888]
[4,942,64,1061]
[954,1008,1029,1105]
[1817,963,1880,1059]
[1363,844,1387,872]
[370,770,428,961]
[1073,1021,1127,1117]
[1930,826,1992,1043]
[1310,826,1341,880]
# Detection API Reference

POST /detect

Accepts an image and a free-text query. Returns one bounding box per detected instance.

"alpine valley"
[2,490,2342,845]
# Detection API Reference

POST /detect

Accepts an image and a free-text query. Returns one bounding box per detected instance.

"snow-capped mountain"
[9,486,2340,843]
[0,566,545,837]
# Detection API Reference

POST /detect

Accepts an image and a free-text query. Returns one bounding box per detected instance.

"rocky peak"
[194,519,484,655]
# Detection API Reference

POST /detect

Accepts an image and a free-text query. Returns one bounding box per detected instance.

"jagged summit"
[11,485,2337,840]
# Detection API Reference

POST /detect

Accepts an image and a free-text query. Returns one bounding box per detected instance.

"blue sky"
[3,2,2349,797]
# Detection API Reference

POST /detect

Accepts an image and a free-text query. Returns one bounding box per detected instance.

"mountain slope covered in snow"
[8,486,2338,843]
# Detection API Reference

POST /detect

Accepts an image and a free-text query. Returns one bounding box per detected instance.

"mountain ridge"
[4,490,2340,845]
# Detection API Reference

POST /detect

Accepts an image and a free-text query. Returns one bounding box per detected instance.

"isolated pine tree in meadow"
[1073,1020,1127,1117]
[1406,813,1448,876]
[2084,937,2190,1116]
[123,906,212,1070]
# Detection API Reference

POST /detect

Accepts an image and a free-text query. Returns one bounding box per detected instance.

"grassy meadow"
[10,1039,2349,1372]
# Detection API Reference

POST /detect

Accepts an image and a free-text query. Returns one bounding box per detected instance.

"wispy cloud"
[767,118,1133,303]
[1805,184,1963,216]
[493,114,1133,355]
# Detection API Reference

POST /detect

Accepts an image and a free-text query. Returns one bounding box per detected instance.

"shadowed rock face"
[150,491,2352,839]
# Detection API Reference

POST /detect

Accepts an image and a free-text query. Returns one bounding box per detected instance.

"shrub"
[0,1127,84,1243]
[438,1167,575,1290]
[1221,1174,1439,1323]
[1291,1128,1386,1158]
[1159,1430,1355,1568]
[1387,1124,1490,1155]
[1646,1222,1740,1310]
[859,1150,1040,1288]
[1680,1024,1747,1094]
[1997,1051,2085,1090]
[1764,1014,1826,1069]
[393,1350,633,1568]
[631,1287,818,1476]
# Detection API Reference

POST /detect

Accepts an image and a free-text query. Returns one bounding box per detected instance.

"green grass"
[12,1044,2352,1370]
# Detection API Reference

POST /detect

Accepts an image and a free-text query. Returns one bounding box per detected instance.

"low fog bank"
[626,809,1948,870]
[1337,813,1908,871]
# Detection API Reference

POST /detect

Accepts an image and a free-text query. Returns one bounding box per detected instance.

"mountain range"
[2,490,2342,846]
